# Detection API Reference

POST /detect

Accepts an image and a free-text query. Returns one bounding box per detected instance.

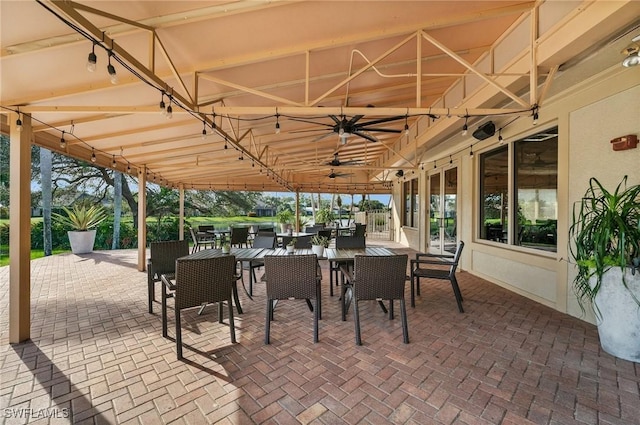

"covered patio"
[2,243,638,424]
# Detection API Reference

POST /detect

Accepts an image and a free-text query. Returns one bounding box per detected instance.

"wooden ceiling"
[2,1,638,193]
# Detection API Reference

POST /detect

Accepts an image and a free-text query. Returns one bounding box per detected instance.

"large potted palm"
[569,176,640,362]
[53,204,107,254]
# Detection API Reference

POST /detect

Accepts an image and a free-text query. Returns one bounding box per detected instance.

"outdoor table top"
[183,247,265,262]
[275,232,316,238]
[325,246,396,262]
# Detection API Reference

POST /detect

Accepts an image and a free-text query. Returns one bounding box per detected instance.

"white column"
[9,112,31,343]
[179,184,185,241]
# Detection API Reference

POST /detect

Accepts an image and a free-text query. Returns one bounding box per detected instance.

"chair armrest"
[160,273,176,291]
[411,258,455,267]
[416,253,454,260]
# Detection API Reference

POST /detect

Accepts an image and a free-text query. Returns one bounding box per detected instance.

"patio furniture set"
[148,235,465,360]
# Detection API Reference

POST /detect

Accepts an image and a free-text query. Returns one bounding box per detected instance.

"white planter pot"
[68,230,97,254]
[311,245,325,258]
[591,267,640,362]
[286,245,295,254]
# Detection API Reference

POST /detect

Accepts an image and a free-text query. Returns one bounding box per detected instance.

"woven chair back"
[353,254,408,300]
[149,240,189,274]
[253,233,276,249]
[174,256,236,309]
[335,235,365,249]
[264,254,318,300]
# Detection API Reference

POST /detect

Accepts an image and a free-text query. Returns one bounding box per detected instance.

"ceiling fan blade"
[329,115,341,124]
[358,127,402,133]
[348,114,365,126]
[353,131,379,143]
[311,131,335,143]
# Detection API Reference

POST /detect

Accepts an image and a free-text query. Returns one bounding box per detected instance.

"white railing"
[355,210,392,240]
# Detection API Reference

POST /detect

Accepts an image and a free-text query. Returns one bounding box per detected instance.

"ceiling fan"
[290,108,405,143]
[327,169,353,179]
[325,152,363,167]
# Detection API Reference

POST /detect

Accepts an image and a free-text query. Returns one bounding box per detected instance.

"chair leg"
[305,299,314,312]
[264,299,272,344]
[416,276,421,295]
[410,272,416,308]
[354,299,362,345]
[232,281,243,315]
[388,300,394,320]
[162,284,168,338]
[329,263,335,296]
[313,298,319,343]
[228,296,236,344]
[175,307,182,360]
[148,272,155,314]
[218,301,223,323]
[400,298,409,344]
[450,276,464,313]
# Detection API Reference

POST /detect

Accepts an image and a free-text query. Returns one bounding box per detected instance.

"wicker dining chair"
[330,235,366,296]
[263,254,321,344]
[410,241,465,312]
[161,255,237,360]
[189,227,215,253]
[229,226,250,248]
[351,254,409,345]
[147,239,189,314]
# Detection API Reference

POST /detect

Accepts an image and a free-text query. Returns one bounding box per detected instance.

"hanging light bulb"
[275,113,281,134]
[60,131,66,149]
[165,101,173,119]
[449,155,453,165]
[404,115,410,135]
[498,128,504,144]
[462,116,468,136]
[107,53,118,84]
[469,145,474,157]
[127,162,131,173]
[532,109,539,125]
[15,115,22,132]
[201,121,207,139]
[91,148,97,163]
[224,138,228,149]
[87,44,97,72]
[112,155,117,168]
[433,161,437,169]
[159,93,166,115]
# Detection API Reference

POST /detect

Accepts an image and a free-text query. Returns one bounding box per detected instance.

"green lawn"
[0,216,279,267]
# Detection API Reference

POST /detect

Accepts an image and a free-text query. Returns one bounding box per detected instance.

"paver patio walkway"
[1,242,638,424]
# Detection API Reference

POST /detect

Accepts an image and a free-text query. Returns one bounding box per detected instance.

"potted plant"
[316,207,336,227]
[221,241,231,254]
[311,234,329,257]
[569,175,640,362]
[276,209,293,233]
[53,204,107,254]
[286,238,296,254]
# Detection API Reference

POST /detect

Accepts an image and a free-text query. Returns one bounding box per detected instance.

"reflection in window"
[403,178,419,227]
[480,146,508,243]
[478,127,558,252]
[515,129,558,252]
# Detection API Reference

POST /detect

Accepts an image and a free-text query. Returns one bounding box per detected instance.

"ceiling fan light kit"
[472,121,496,140]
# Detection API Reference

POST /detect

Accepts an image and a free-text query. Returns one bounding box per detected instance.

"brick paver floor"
[1,242,639,424]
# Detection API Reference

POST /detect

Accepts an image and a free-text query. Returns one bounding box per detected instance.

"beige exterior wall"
[396,64,640,324]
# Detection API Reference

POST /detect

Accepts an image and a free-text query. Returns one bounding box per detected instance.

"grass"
[0,247,69,267]
[0,215,280,268]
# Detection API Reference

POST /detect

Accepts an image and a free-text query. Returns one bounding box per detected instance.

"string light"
[201,120,207,139]
[275,113,281,134]
[498,128,504,144]
[127,162,131,173]
[107,52,118,84]
[91,148,97,163]
[86,43,97,72]
[532,107,539,125]
[15,114,22,132]
[404,115,409,135]
[60,131,66,149]
[469,144,474,157]
[165,100,173,119]
[449,155,453,165]
[112,155,117,168]
[159,93,166,116]
[462,115,469,136]
[224,138,228,149]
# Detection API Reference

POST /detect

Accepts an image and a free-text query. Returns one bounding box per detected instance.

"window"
[479,127,558,252]
[403,178,419,227]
